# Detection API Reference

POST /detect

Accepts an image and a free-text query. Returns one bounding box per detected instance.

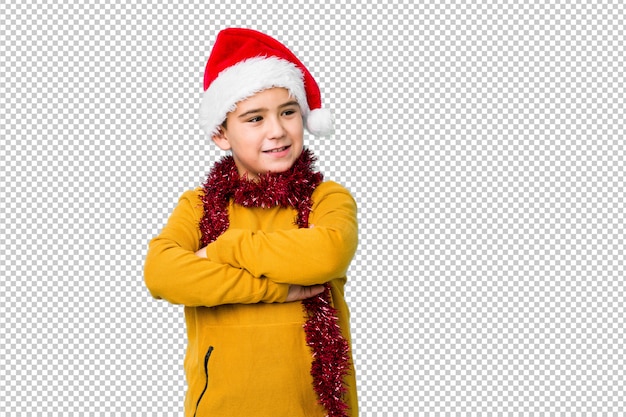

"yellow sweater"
[144,180,358,416]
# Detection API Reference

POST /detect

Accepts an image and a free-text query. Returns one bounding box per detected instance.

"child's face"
[212,87,304,180]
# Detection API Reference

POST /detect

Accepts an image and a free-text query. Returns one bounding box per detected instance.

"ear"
[211,128,232,151]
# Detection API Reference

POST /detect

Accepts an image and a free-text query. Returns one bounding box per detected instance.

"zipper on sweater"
[193,346,214,417]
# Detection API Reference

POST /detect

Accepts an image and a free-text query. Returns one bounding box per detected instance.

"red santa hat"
[199,28,333,138]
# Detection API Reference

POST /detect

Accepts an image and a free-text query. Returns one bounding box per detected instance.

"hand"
[195,246,208,258]
[285,284,325,302]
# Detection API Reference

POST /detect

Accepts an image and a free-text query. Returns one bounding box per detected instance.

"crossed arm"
[144,182,357,308]
[194,229,326,302]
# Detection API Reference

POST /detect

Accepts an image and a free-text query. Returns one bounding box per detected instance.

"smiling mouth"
[263,145,290,153]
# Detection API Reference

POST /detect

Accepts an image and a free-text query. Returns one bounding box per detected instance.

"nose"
[266,115,286,140]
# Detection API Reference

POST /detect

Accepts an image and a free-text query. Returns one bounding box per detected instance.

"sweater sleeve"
[205,181,358,286]
[144,189,289,307]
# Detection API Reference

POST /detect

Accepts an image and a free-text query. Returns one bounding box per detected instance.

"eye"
[247,116,263,123]
[282,108,299,117]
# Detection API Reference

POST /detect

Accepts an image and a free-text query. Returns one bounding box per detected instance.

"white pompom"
[306,108,334,137]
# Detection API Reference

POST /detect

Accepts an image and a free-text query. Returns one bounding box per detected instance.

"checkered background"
[2,0,625,415]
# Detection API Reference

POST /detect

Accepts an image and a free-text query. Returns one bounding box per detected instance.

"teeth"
[267,146,288,153]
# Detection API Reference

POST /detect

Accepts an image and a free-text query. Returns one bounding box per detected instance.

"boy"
[144,28,358,416]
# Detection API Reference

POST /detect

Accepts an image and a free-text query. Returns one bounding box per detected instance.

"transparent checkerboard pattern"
[2,0,624,415]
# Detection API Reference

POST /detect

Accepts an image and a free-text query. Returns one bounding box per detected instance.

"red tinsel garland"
[302,285,351,417]
[199,149,351,416]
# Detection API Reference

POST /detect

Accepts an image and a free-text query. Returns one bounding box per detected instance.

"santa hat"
[199,28,333,138]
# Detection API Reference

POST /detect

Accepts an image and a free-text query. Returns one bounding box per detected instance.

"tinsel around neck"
[199,148,323,245]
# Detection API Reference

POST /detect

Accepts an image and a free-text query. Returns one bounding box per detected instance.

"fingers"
[286,284,325,302]
[195,246,208,258]
[308,284,325,297]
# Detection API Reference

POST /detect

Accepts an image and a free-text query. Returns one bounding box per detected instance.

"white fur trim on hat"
[199,56,309,137]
